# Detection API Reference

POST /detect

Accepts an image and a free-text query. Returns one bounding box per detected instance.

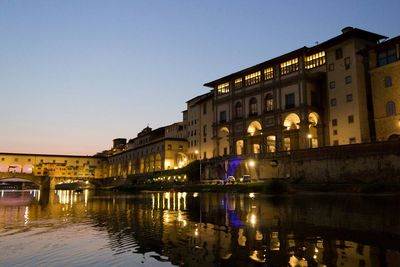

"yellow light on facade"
[249,192,255,198]
[249,160,255,167]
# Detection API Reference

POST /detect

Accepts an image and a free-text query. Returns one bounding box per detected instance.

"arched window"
[265,93,273,112]
[249,98,257,116]
[234,102,243,119]
[386,101,396,116]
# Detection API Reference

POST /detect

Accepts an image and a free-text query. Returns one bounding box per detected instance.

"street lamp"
[195,150,202,180]
[307,134,312,148]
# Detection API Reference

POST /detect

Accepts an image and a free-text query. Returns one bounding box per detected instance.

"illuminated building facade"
[105,122,188,178]
[203,27,386,157]
[185,92,214,161]
[366,36,400,141]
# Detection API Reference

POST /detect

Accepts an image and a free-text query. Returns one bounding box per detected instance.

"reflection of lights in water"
[1,190,4,197]
[270,232,280,251]
[238,228,246,246]
[84,189,89,206]
[249,250,266,263]
[255,230,263,241]
[152,194,155,210]
[194,228,199,236]
[24,206,29,225]
[250,214,256,226]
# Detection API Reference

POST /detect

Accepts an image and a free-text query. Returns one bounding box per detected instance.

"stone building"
[105,123,188,178]
[366,35,400,141]
[185,92,214,161]
[203,27,386,158]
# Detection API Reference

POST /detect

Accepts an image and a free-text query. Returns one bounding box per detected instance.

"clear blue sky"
[0,0,399,155]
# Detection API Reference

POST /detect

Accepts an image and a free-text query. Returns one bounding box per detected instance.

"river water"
[0,190,399,267]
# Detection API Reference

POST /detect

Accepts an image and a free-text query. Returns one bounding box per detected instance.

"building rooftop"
[204,27,386,88]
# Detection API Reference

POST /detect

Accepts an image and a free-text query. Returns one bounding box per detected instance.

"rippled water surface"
[0,190,400,267]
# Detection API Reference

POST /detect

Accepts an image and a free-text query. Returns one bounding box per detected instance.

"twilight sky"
[0,0,399,155]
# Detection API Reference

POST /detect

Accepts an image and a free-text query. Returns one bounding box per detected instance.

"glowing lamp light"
[307,133,312,139]
[248,160,255,167]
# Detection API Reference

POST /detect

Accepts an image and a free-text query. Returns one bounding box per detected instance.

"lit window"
[234,78,242,89]
[280,58,299,75]
[264,93,273,112]
[217,82,230,95]
[245,71,261,86]
[305,51,326,69]
[264,67,274,80]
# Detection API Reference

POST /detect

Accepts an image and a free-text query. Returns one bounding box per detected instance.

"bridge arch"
[0,173,49,190]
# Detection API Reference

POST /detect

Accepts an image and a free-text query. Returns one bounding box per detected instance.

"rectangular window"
[329,81,336,89]
[285,93,295,109]
[305,51,326,69]
[280,58,299,75]
[385,76,392,88]
[264,67,274,80]
[203,102,207,114]
[245,71,261,86]
[217,82,230,95]
[234,78,242,89]
[203,125,207,136]
[344,57,351,69]
[333,140,339,146]
[219,111,227,123]
[328,63,335,71]
[348,115,354,123]
[349,137,356,144]
[346,94,353,102]
[330,98,337,107]
[332,119,337,126]
[378,48,397,66]
[345,75,352,84]
[333,129,338,135]
[335,48,343,60]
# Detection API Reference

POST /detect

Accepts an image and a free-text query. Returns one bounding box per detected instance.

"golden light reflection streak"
[24,206,29,225]
[84,189,88,206]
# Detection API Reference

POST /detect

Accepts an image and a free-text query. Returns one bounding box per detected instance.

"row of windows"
[217,51,326,95]
[329,75,352,89]
[330,94,353,106]
[331,115,354,126]
[280,58,299,75]
[0,158,94,165]
[220,93,296,122]
[305,51,326,69]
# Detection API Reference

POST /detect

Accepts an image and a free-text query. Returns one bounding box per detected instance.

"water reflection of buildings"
[87,193,400,267]
[1,191,400,266]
